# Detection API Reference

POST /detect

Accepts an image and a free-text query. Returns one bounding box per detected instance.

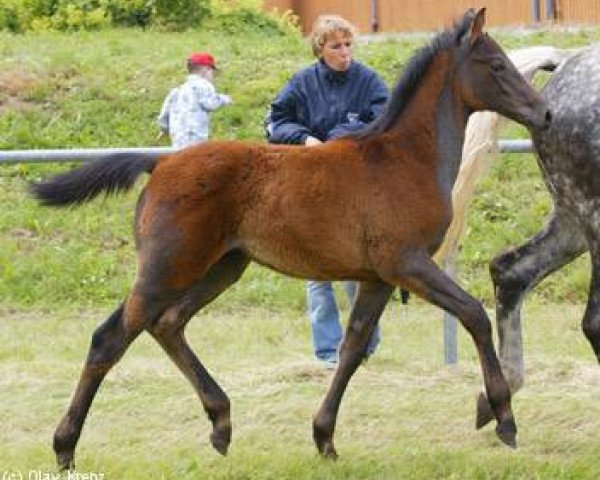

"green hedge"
[0,0,296,33]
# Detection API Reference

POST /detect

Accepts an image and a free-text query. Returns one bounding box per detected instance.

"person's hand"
[221,94,233,105]
[304,136,322,147]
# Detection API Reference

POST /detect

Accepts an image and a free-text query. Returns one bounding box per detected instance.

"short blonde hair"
[309,14,356,58]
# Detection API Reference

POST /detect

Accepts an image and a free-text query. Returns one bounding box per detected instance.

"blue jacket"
[267,59,389,145]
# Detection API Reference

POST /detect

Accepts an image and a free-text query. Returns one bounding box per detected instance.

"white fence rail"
[0,140,533,164]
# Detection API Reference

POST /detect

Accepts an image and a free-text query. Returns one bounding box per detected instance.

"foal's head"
[456,8,552,130]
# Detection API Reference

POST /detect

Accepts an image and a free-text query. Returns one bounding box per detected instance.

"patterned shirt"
[157,74,231,149]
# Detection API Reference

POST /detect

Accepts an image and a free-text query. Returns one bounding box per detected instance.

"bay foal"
[32,9,550,469]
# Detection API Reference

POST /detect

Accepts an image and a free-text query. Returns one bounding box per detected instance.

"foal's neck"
[389,51,468,196]
[435,69,468,197]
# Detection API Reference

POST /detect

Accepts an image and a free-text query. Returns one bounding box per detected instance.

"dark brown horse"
[31,9,550,469]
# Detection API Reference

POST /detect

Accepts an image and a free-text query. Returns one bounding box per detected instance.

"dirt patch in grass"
[0,70,40,113]
[9,227,37,238]
[0,67,80,113]
[0,69,40,96]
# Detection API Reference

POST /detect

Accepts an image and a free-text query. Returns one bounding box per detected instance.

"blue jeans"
[306,281,380,361]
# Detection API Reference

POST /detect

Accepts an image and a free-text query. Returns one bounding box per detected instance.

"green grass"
[1,302,599,478]
[1,25,600,478]
[1,26,599,309]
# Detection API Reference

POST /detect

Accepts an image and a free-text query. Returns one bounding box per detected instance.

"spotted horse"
[476,44,600,428]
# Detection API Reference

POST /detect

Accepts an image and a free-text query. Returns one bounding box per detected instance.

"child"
[157,52,232,148]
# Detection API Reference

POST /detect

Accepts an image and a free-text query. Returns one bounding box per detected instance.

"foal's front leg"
[313,281,393,458]
[384,251,517,447]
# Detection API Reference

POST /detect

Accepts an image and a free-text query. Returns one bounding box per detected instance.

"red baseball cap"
[188,52,217,69]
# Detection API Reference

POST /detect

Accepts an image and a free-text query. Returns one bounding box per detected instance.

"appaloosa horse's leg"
[475,210,587,428]
[148,249,250,456]
[582,249,600,362]
[388,251,516,447]
[53,290,171,470]
[313,281,393,458]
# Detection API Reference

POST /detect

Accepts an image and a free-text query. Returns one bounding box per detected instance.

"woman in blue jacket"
[267,14,389,366]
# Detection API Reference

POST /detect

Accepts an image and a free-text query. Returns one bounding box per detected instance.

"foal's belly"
[242,236,374,281]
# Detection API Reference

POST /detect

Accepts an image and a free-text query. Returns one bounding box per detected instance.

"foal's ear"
[468,7,486,45]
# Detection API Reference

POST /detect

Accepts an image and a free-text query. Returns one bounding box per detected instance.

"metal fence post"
[546,0,556,20]
[443,259,458,365]
[532,0,541,22]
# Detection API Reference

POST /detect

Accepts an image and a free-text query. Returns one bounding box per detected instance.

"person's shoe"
[318,355,337,370]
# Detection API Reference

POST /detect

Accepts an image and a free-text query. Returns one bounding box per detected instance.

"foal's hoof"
[313,425,338,460]
[210,426,231,456]
[56,451,75,472]
[475,392,495,429]
[315,439,338,460]
[495,420,517,449]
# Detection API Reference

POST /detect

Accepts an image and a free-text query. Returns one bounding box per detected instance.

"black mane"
[351,11,475,139]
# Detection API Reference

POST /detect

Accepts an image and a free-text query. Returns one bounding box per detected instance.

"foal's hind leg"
[148,249,250,456]
[476,211,587,428]
[313,281,393,458]
[53,293,168,470]
[382,251,517,447]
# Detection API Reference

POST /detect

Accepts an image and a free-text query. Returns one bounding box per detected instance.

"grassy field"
[1,22,600,479]
[1,26,600,309]
[1,302,599,478]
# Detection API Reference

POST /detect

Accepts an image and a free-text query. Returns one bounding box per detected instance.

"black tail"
[30,152,161,206]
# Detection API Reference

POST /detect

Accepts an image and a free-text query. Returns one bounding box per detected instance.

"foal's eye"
[491,60,505,72]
